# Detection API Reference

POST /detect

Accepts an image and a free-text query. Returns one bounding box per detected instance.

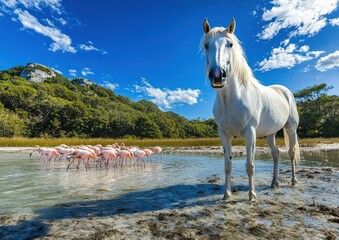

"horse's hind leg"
[284,127,300,186]
[266,134,279,188]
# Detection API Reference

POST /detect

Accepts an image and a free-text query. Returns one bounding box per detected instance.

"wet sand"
[1,168,338,239]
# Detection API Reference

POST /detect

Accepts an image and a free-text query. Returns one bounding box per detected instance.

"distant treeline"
[0,65,338,138]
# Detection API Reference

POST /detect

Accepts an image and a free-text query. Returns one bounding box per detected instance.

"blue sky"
[0,0,338,119]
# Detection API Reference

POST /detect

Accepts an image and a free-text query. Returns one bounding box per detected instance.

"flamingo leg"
[66,158,75,171]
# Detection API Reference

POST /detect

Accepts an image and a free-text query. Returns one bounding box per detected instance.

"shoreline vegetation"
[0,137,338,148]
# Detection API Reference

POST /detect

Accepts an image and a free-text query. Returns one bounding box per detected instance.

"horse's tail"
[283,128,289,148]
[294,140,301,166]
[283,128,301,166]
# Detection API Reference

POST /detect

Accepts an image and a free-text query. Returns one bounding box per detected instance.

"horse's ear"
[227,18,236,34]
[203,18,210,33]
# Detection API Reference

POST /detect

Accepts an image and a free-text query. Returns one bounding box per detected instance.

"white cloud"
[102,74,112,81]
[79,41,108,55]
[79,43,99,51]
[103,81,119,90]
[0,0,63,13]
[14,9,76,53]
[330,17,339,26]
[58,17,67,25]
[259,0,339,40]
[133,78,201,109]
[315,50,339,72]
[81,67,94,76]
[69,69,77,77]
[258,44,324,71]
[299,45,309,53]
[301,65,311,73]
[45,18,54,27]
[51,67,62,74]
[251,10,257,17]
[281,38,290,46]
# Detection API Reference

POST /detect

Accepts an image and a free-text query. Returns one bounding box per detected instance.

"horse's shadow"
[35,183,223,220]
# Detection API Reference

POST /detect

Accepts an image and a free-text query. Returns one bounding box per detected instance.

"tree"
[294,83,339,137]
[134,115,162,139]
[0,103,26,137]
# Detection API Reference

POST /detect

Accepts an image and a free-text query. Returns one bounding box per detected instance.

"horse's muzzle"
[209,69,227,88]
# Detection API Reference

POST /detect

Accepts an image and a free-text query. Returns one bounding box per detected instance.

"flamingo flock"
[30,143,162,171]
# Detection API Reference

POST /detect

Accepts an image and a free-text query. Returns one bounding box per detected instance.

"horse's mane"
[201,27,258,86]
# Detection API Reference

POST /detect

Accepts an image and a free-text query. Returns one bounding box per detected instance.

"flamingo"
[30,145,58,167]
[66,149,95,171]
[54,146,73,161]
[143,148,154,162]
[133,150,146,167]
[30,145,45,160]
[152,146,162,160]
[116,150,134,167]
[38,148,58,167]
[97,149,117,170]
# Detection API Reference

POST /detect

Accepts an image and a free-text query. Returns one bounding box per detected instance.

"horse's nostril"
[209,70,213,79]
[222,70,226,78]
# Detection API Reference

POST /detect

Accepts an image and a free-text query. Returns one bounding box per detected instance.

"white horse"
[201,18,300,201]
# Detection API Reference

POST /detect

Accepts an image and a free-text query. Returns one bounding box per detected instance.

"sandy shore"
[0,167,338,239]
[162,143,339,156]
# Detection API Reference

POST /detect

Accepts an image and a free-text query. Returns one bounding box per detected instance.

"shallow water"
[0,151,338,218]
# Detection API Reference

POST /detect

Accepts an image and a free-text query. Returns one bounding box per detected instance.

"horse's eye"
[204,44,208,50]
[229,43,233,48]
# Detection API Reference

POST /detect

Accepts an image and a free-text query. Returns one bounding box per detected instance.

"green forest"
[0,64,218,139]
[0,64,338,138]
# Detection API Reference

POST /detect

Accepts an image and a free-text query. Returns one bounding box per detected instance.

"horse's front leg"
[219,128,232,200]
[244,126,257,201]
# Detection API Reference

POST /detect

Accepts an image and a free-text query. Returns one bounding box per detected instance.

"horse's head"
[202,18,236,88]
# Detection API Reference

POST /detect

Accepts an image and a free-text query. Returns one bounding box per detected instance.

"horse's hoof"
[223,190,232,200]
[291,178,298,186]
[271,180,279,188]
[249,191,257,201]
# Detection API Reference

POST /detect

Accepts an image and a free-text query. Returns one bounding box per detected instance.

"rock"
[20,63,57,82]
[71,77,94,86]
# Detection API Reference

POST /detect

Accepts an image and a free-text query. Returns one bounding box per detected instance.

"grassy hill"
[0,63,218,138]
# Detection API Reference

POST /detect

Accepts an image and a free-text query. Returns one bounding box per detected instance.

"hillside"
[0,63,218,138]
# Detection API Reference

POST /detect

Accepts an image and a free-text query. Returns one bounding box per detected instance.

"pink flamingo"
[116,150,134,167]
[30,145,58,167]
[30,145,45,160]
[120,143,127,150]
[133,150,146,167]
[97,149,117,170]
[142,148,154,161]
[54,146,72,161]
[153,146,162,160]
[41,148,58,167]
[66,149,95,171]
